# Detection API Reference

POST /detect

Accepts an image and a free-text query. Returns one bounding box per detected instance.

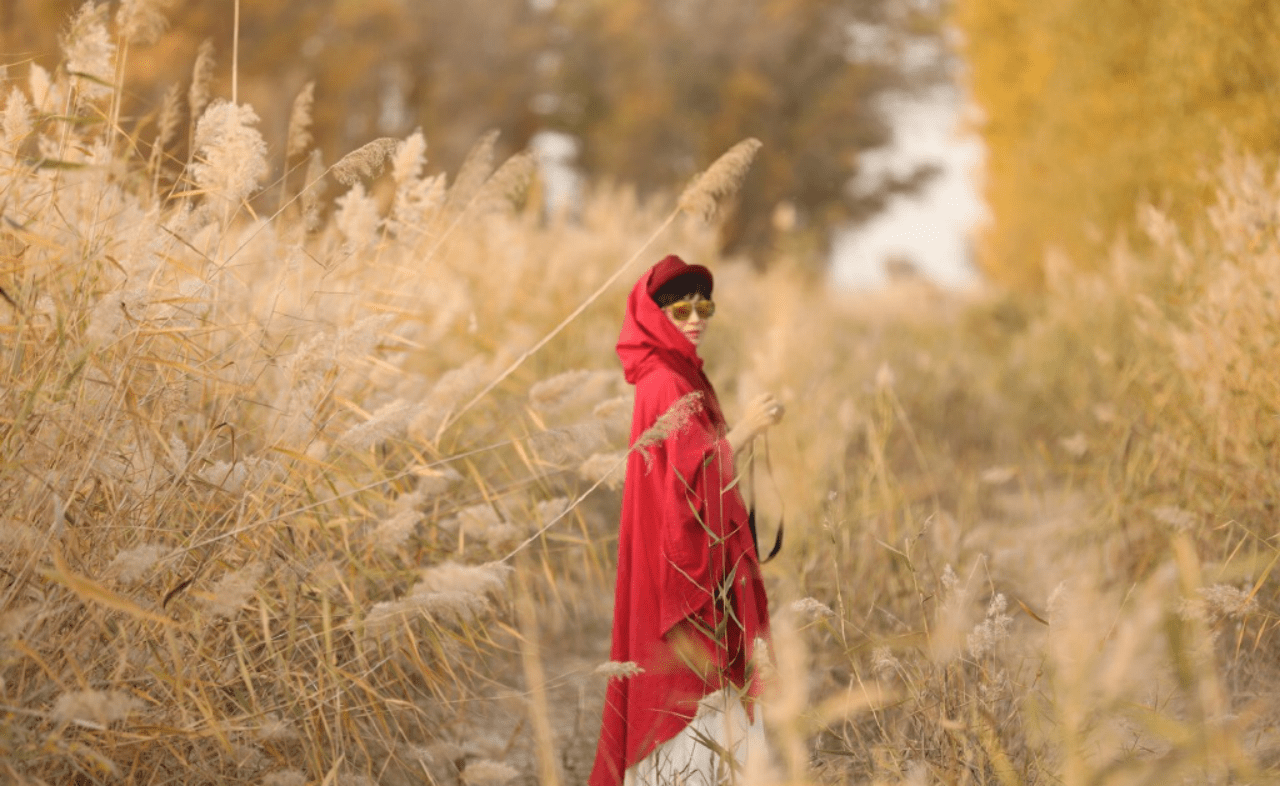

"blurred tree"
[956,0,1280,288]
[1,0,551,182]
[4,0,947,263]
[547,0,947,259]
[153,0,552,176]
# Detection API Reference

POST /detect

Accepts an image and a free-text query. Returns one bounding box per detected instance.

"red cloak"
[589,261,771,785]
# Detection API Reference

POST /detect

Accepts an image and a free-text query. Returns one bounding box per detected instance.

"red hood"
[616,265,704,386]
[592,262,769,785]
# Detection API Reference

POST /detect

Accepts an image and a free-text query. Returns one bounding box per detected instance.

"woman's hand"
[727,392,784,454]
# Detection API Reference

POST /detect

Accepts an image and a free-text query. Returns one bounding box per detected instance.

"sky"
[530,61,988,293]
[829,83,987,290]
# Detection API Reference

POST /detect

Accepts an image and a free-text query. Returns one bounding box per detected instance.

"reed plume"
[188,38,215,126]
[578,451,627,490]
[634,391,702,460]
[372,508,424,551]
[28,63,58,113]
[461,760,518,786]
[190,100,268,213]
[115,0,177,46]
[106,543,170,584]
[301,148,325,231]
[444,129,500,213]
[595,660,644,678]
[51,689,142,727]
[149,82,181,192]
[199,562,266,618]
[389,130,443,233]
[678,137,762,223]
[62,2,115,103]
[472,150,536,215]
[261,770,307,786]
[331,137,398,185]
[154,83,181,153]
[3,88,31,151]
[334,181,380,248]
[787,597,835,620]
[392,130,427,184]
[416,561,512,596]
[285,80,315,160]
[529,421,609,466]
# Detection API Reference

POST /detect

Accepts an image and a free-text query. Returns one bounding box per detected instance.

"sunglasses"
[665,299,716,321]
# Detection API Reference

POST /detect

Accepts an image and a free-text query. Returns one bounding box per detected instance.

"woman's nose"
[687,308,702,324]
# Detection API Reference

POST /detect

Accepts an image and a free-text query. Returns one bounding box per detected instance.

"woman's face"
[663,293,713,347]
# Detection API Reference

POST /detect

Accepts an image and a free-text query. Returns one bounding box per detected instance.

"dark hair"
[651,272,711,307]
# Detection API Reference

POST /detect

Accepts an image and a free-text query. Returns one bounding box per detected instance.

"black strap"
[747,433,783,563]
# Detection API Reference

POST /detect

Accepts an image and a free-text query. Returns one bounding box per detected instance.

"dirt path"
[472,486,1104,785]
[444,593,612,785]
[975,486,1095,612]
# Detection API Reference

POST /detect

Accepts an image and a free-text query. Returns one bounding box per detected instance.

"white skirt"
[624,690,768,786]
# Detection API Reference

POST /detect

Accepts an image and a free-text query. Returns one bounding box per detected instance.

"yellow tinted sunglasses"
[666,299,715,321]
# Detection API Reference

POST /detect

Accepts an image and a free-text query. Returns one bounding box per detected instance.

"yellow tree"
[957,0,1280,288]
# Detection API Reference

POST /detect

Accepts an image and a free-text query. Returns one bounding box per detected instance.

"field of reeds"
[3,7,1280,785]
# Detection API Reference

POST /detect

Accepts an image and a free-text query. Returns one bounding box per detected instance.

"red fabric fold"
[589,261,771,786]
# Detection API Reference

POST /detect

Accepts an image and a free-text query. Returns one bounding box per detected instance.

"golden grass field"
[3,8,1280,785]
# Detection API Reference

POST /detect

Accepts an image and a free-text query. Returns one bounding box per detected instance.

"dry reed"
[1,13,1278,786]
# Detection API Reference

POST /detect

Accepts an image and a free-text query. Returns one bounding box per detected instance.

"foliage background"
[4,0,949,261]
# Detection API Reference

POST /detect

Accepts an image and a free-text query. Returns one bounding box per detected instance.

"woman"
[590,254,784,785]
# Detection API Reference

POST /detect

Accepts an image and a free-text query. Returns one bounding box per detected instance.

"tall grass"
[2,9,1279,785]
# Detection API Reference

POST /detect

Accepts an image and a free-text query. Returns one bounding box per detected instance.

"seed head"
[372,508,423,552]
[634,391,703,465]
[191,100,269,210]
[595,660,644,679]
[461,760,518,786]
[334,181,380,248]
[415,560,512,597]
[301,149,326,231]
[678,138,762,223]
[188,39,215,125]
[789,597,835,620]
[52,689,142,727]
[29,63,58,113]
[116,0,178,46]
[262,769,308,786]
[62,2,115,102]
[154,83,181,152]
[107,543,170,584]
[474,150,536,215]
[200,562,266,619]
[392,130,427,184]
[967,593,1013,659]
[1181,584,1258,622]
[871,646,902,679]
[578,451,627,490]
[4,87,32,148]
[286,81,315,160]
[331,137,398,185]
[1152,505,1196,532]
[444,129,500,212]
